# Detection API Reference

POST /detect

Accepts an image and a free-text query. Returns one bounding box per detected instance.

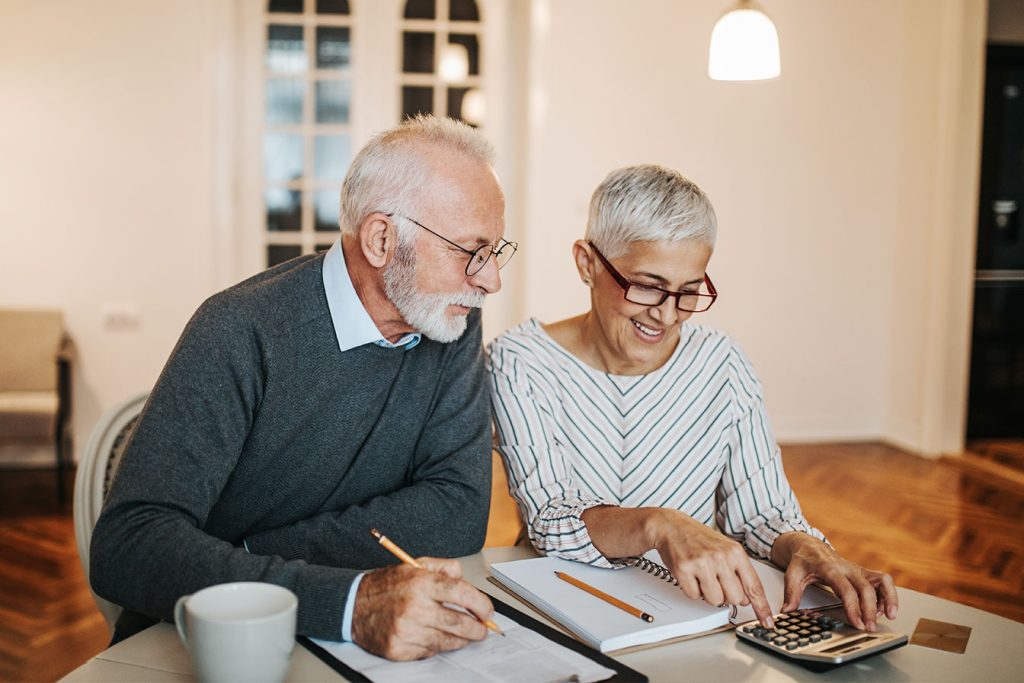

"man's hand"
[652,510,775,628]
[771,532,898,631]
[351,557,495,660]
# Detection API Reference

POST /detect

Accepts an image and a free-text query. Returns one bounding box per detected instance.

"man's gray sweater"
[90,254,492,640]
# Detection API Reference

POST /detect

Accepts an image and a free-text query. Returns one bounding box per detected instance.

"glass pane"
[447,87,468,121]
[267,245,302,267]
[315,80,350,123]
[269,0,303,12]
[403,31,435,73]
[402,86,433,119]
[316,243,335,252]
[314,189,341,232]
[265,79,303,125]
[449,33,479,75]
[404,0,435,20]
[314,135,351,180]
[316,0,349,14]
[264,134,304,182]
[316,27,351,69]
[266,25,306,73]
[266,188,301,232]
[449,0,479,21]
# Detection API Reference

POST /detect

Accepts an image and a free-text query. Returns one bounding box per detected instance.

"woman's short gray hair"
[585,164,717,258]
[339,115,496,239]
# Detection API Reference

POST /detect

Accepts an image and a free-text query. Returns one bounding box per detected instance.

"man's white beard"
[382,239,485,343]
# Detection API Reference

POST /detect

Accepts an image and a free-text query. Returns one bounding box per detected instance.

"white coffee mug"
[174,582,298,683]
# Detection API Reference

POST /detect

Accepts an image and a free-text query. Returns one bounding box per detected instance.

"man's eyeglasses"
[589,242,718,313]
[388,213,518,277]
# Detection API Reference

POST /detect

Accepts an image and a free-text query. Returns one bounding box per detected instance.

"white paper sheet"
[310,612,616,683]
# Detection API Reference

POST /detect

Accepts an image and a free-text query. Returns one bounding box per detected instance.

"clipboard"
[298,595,648,682]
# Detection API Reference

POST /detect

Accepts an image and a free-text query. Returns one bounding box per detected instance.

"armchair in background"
[0,309,74,501]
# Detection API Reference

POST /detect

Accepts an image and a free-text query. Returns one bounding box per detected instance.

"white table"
[62,546,1024,682]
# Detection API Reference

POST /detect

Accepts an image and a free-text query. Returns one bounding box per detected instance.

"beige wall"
[0,0,228,452]
[0,0,987,460]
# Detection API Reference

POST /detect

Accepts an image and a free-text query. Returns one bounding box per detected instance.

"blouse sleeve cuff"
[529,499,620,568]
[744,517,829,560]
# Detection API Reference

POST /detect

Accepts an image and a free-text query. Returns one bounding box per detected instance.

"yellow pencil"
[555,571,654,623]
[370,528,505,636]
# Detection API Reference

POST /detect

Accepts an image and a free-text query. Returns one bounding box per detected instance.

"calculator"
[735,607,908,671]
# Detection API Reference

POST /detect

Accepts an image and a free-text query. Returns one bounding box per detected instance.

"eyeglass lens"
[466,241,517,276]
[624,285,714,312]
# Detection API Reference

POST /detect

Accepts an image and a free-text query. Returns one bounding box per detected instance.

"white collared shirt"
[322,238,420,351]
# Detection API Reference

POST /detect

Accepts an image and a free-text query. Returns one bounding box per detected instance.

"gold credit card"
[910,618,972,654]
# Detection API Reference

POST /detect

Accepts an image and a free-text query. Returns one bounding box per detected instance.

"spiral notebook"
[490,551,839,654]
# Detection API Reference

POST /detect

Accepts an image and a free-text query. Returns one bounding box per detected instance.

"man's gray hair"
[339,115,496,238]
[585,164,717,258]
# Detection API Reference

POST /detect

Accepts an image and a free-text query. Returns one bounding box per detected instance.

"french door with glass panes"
[257,0,486,270]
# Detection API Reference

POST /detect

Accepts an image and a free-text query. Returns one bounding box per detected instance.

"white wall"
[508,0,985,451]
[0,0,987,460]
[0,0,227,456]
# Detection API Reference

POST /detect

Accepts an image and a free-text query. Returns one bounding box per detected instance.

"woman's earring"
[583,279,592,286]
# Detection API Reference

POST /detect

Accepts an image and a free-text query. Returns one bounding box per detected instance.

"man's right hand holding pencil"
[351,557,497,660]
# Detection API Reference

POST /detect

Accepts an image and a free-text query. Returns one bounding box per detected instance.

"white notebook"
[490,551,839,653]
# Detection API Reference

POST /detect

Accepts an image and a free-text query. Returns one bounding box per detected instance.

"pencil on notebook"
[370,528,505,636]
[555,571,655,623]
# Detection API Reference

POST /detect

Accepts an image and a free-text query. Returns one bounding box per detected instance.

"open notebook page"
[310,612,616,683]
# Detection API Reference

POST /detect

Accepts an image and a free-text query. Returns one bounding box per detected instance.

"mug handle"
[174,595,191,649]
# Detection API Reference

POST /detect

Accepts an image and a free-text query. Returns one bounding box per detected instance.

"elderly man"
[90,115,516,661]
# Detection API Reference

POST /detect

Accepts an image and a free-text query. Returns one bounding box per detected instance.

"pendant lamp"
[708,0,781,81]
[439,43,470,83]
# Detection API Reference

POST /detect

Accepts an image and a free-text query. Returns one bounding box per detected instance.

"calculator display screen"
[819,636,876,654]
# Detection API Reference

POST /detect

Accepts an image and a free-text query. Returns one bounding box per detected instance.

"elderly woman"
[487,165,898,631]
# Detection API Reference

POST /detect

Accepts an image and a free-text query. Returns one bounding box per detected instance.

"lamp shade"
[439,43,470,83]
[708,5,781,81]
[461,88,486,125]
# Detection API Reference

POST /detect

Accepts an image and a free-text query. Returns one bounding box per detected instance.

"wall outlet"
[101,303,141,331]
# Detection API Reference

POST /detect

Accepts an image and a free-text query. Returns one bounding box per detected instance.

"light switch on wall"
[101,303,141,331]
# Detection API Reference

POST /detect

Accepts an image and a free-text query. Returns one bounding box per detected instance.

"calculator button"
[773,638,787,646]
[821,632,833,640]
[786,643,798,651]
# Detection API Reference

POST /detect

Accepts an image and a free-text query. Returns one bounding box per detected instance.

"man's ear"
[358,213,395,269]
[572,240,596,287]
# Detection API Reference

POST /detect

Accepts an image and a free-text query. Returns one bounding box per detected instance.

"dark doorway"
[967,45,1024,438]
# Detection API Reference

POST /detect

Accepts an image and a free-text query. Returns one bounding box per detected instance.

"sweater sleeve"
[90,297,358,640]
[715,343,828,559]
[242,309,491,564]
[487,338,619,567]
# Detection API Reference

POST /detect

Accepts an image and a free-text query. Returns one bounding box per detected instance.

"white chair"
[73,393,148,634]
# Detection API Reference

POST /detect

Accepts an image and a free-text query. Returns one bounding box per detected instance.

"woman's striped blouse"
[486,318,825,567]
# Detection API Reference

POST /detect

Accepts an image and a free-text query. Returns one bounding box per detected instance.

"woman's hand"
[647,509,776,627]
[771,532,898,631]
[581,505,774,626]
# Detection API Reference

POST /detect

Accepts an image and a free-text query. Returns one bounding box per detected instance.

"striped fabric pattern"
[487,318,825,568]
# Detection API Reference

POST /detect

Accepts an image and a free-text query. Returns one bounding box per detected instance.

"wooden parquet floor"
[1,443,1022,682]
[0,470,109,683]
[782,443,1024,624]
